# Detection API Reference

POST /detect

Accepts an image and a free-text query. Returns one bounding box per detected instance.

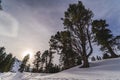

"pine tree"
[0,47,15,72]
[33,51,41,72]
[41,49,56,73]
[103,53,110,59]
[96,56,100,60]
[4,53,13,72]
[91,56,96,61]
[92,20,118,58]
[62,1,93,68]
[41,50,49,72]
[19,54,29,73]
[0,53,13,72]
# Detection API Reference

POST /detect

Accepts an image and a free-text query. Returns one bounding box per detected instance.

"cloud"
[0,11,19,37]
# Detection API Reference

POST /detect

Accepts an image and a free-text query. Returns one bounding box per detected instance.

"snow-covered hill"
[1,58,120,80]
[10,58,21,72]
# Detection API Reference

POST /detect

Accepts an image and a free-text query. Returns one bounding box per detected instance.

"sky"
[0,0,120,61]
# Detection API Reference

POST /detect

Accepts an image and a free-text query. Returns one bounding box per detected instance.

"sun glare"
[22,49,33,59]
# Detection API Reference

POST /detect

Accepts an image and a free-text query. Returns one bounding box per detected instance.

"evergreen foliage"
[61,1,93,68]
[0,47,15,72]
[103,53,110,59]
[92,20,118,58]
[3,53,13,72]
[47,64,60,73]
[91,56,96,61]
[96,56,102,60]
[33,51,41,72]
[19,54,29,72]
[41,50,49,72]
[41,50,55,73]
[49,31,82,70]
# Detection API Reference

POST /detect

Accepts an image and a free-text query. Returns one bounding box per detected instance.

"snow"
[11,58,21,72]
[1,58,120,80]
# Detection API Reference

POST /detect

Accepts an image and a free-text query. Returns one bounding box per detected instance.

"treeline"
[31,31,82,73]
[0,47,15,72]
[30,1,120,73]
[18,31,83,73]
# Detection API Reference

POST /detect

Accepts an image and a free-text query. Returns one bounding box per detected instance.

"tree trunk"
[81,55,89,68]
[36,65,39,72]
[86,27,93,58]
[80,43,89,68]
[106,43,118,58]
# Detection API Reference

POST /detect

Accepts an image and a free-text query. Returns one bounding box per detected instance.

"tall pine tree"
[19,54,29,72]
[62,1,93,68]
[33,51,41,72]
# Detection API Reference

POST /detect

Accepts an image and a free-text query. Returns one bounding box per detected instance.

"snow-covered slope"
[11,58,21,72]
[1,58,120,80]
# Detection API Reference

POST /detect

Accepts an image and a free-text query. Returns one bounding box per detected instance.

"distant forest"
[0,1,120,73]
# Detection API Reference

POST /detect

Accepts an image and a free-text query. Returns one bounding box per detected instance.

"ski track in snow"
[1,58,120,80]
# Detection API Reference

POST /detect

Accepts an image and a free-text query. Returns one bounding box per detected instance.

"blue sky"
[0,0,120,60]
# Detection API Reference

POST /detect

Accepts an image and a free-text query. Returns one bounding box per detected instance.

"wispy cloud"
[0,11,19,37]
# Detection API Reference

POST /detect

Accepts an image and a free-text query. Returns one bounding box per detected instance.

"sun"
[22,49,33,59]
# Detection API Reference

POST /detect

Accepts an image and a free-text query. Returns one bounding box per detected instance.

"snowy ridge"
[1,58,120,80]
[11,58,21,72]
